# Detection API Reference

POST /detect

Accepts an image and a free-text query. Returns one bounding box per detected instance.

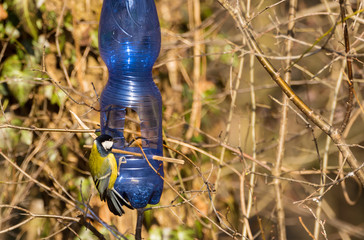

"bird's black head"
[95,134,114,154]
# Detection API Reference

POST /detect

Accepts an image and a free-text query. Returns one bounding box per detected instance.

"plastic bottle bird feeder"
[98,0,164,209]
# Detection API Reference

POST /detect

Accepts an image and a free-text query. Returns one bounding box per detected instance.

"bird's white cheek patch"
[102,140,114,151]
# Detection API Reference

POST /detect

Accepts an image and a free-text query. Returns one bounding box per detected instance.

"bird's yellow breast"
[89,142,118,189]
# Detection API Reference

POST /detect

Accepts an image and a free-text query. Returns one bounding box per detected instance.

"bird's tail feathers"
[106,188,134,216]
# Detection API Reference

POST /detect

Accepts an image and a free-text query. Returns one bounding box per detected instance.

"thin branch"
[0,124,96,133]
[69,110,98,139]
[135,209,144,240]
[166,137,271,171]
[0,151,126,239]
[242,10,256,235]
[185,0,204,139]
[55,1,72,88]
[273,0,297,238]
[338,0,354,133]
[248,163,363,188]
[298,217,316,240]
[215,53,244,219]
[314,60,346,239]
[216,0,364,186]
[70,110,185,165]
[136,141,241,238]
[339,105,363,205]
[82,145,185,165]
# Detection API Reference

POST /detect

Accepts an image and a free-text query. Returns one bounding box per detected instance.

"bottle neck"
[108,70,153,83]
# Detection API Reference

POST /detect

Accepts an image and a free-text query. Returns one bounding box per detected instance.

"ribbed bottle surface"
[98,0,163,208]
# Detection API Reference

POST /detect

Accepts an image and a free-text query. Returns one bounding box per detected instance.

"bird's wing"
[111,188,134,210]
[94,160,112,200]
[106,188,134,216]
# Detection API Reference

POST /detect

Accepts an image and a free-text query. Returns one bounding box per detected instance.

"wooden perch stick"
[69,110,184,165]
[83,145,184,165]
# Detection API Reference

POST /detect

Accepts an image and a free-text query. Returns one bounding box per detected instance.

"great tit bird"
[89,134,133,216]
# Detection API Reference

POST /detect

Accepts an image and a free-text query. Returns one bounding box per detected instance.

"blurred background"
[1,0,364,239]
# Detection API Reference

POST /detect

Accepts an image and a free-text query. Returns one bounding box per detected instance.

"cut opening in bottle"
[124,107,144,148]
[101,105,158,151]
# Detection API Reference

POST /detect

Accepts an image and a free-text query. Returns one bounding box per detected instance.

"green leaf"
[4,21,21,40]
[90,29,99,49]
[7,81,34,106]
[0,98,9,110]
[44,85,67,107]
[75,226,98,240]
[11,118,23,126]
[20,130,33,145]
[14,0,39,40]
[191,134,203,143]
[194,220,203,239]
[144,205,153,228]
[75,177,92,202]
[1,55,35,106]
[173,226,195,240]
[46,141,59,162]
[63,11,73,32]
[149,227,163,240]
[0,84,8,96]
[0,118,20,149]
[1,55,22,76]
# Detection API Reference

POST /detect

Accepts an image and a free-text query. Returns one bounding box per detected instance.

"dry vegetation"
[1,0,364,239]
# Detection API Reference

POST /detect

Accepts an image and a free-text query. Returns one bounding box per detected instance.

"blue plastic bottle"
[98,0,163,209]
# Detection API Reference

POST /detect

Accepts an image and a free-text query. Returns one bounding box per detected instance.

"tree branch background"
[0,0,364,239]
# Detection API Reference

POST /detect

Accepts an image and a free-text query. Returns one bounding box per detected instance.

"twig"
[166,137,269,172]
[135,209,144,240]
[55,1,72,88]
[0,151,126,239]
[42,222,74,240]
[248,164,363,188]
[338,0,354,134]
[339,106,363,205]
[256,215,266,240]
[0,39,9,64]
[0,151,75,207]
[216,0,364,186]
[42,73,100,112]
[305,206,328,240]
[242,8,256,235]
[0,124,96,133]
[136,140,240,238]
[69,110,98,139]
[0,97,8,123]
[71,109,184,165]
[82,145,184,165]
[185,0,205,140]
[240,175,252,240]
[164,144,235,235]
[78,216,107,240]
[283,7,364,71]
[248,0,287,23]
[314,60,346,239]
[298,217,316,240]
[273,0,297,238]
[215,52,244,223]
